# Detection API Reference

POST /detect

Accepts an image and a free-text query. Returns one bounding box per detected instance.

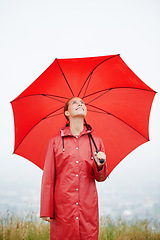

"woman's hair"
[64,97,75,121]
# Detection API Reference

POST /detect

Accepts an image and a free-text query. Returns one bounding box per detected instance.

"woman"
[40,97,108,240]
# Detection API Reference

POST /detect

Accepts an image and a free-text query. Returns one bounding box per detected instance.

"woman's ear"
[65,111,70,117]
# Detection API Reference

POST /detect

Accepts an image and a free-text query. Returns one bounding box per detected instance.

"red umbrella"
[11,54,156,175]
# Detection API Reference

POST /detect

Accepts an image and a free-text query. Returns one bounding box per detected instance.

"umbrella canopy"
[11,54,156,175]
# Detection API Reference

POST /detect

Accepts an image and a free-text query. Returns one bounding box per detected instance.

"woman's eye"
[71,100,85,105]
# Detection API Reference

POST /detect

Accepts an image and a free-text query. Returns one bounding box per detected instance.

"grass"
[99,216,160,240]
[0,210,49,240]
[0,211,160,240]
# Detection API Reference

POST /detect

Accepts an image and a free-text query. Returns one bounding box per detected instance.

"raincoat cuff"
[92,160,108,182]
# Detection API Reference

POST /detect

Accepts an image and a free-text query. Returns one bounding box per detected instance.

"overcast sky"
[0,0,160,214]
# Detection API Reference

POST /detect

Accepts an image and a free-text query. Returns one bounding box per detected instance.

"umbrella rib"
[78,54,120,97]
[82,73,93,99]
[13,106,64,153]
[87,104,150,141]
[85,89,110,104]
[45,112,64,118]
[42,94,67,103]
[83,87,156,104]
[55,58,74,96]
[11,94,69,103]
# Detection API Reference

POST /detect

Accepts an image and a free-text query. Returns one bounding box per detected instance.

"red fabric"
[40,126,108,240]
[11,54,156,174]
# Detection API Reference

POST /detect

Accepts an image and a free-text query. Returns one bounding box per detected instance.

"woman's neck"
[69,117,84,136]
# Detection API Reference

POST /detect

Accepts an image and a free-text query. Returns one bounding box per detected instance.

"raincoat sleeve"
[92,137,108,182]
[40,138,55,219]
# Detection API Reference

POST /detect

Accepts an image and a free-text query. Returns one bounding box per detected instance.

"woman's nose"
[77,101,82,106]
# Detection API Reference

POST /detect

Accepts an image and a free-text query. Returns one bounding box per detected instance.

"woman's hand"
[94,151,106,171]
[41,216,51,222]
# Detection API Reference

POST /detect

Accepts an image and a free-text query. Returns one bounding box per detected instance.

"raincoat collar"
[60,124,94,158]
[60,125,92,137]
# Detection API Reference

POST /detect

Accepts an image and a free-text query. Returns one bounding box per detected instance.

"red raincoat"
[40,126,108,240]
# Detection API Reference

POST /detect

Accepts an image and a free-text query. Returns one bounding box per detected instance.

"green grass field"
[99,216,160,240]
[0,211,160,240]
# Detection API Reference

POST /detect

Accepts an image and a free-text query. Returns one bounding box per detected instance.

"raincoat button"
[76,161,78,163]
[76,147,78,150]
[76,202,78,205]
[76,217,79,220]
[76,188,78,191]
[76,174,78,177]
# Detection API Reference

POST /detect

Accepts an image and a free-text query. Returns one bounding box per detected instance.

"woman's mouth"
[76,107,84,111]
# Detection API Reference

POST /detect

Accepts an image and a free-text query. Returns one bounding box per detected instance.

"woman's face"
[65,97,87,120]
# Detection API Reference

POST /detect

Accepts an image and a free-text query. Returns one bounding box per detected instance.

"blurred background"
[0,0,160,221]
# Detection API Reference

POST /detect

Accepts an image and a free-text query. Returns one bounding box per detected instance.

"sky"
[0,0,160,216]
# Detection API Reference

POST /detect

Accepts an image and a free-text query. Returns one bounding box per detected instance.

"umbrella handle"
[96,149,105,164]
